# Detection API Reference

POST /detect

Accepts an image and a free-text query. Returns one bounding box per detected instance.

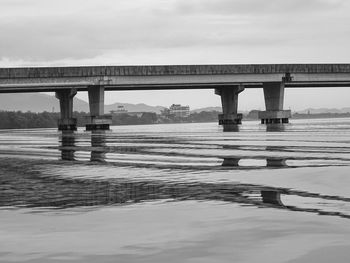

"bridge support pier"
[86,86,112,131]
[216,86,244,132]
[55,89,77,131]
[258,82,291,124]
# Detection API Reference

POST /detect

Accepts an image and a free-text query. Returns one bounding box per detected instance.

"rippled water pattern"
[1,118,350,262]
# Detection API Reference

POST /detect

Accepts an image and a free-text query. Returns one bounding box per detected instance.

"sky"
[0,0,350,111]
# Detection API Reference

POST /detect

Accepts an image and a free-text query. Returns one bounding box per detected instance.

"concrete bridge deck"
[1,64,350,92]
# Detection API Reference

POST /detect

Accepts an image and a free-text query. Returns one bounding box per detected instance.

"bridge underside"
[1,78,350,93]
[1,82,350,93]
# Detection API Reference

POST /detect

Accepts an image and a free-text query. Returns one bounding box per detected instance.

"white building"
[110,105,128,114]
[169,104,190,118]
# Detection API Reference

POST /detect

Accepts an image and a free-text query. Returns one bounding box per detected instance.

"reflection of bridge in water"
[60,131,291,168]
[61,130,107,162]
[1,164,349,220]
[221,157,286,167]
[42,131,350,219]
[222,145,288,167]
[59,129,350,169]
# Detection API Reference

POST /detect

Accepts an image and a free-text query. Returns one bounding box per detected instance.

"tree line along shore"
[0,110,349,129]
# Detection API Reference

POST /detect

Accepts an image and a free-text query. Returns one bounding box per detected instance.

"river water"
[0,118,350,262]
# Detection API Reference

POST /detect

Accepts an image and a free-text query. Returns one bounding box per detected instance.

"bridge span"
[1,64,350,131]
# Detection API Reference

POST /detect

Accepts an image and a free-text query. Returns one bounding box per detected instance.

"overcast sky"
[1,0,350,110]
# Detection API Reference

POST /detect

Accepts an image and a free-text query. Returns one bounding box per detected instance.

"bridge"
[1,64,350,131]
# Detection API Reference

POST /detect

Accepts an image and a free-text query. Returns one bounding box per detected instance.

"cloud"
[0,0,349,66]
[173,0,345,15]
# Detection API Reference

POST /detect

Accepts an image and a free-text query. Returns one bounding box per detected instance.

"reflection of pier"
[221,145,288,167]
[221,157,287,167]
[266,124,286,132]
[60,132,290,168]
[59,131,107,162]
[60,133,345,169]
[53,133,350,219]
[261,191,283,206]
[1,167,349,219]
[60,131,75,161]
[90,131,106,162]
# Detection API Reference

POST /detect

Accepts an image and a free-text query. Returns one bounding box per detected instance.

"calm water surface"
[1,119,350,262]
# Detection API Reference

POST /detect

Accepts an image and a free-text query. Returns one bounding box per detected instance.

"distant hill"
[0,93,89,112]
[1,93,349,115]
[105,103,165,114]
[0,93,164,113]
[192,106,350,115]
[192,107,251,115]
[296,108,350,114]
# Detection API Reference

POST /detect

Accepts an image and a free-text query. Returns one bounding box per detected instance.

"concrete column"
[55,88,77,131]
[86,86,112,131]
[215,86,244,131]
[88,85,104,116]
[258,82,291,124]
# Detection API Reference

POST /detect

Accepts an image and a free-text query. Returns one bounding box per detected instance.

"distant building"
[110,105,128,114]
[169,104,190,118]
[109,107,157,122]
[126,112,145,118]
